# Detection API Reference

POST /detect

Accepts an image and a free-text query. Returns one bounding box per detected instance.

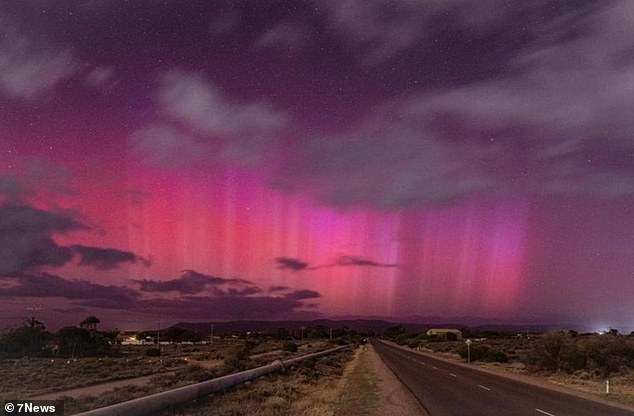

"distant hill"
[171,319,422,335]
[169,317,568,335]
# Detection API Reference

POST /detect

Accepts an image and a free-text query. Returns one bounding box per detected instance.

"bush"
[407,339,420,349]
[282,342,298,352]
[145,348,161,357]
[560,345,587,372]
[395,333,411,345]
[458,344,508,363]
[223,341,255,372]
[526,333,634,376]
[485,349,509,363]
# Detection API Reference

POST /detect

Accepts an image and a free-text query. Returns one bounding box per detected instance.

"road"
[373,340,634,416]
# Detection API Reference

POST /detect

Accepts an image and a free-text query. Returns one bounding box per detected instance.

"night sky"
[1,1,633,331]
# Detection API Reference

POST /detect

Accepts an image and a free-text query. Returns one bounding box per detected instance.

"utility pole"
[329,327,333,341]
[465,339,472,364]
[210,324,214,344]
[157,320,161,356]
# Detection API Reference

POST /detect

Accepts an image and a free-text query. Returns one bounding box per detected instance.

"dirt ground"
[365,344,428,416]
[31,358,223,401]
[333,344,426,416]
[29,344,426,415]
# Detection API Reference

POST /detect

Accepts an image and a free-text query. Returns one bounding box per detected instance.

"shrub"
[145,348,161,357]
[395,333,410,345]
[407,339,420,349]
[282,342,298,352]
[458,344,508,363]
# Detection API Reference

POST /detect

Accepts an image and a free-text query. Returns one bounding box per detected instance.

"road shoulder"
[334,344,427,416]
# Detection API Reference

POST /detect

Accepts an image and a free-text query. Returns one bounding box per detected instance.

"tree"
[384,325,406,340]
[80,316,100,331]
[56,326,110,357]
[57,326,91,357]
[0,322,51,357]
[165,327,202,343]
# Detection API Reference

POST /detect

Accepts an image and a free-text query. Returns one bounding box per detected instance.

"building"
[426,328,463,340]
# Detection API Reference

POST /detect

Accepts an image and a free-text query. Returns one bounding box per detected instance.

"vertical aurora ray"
[394,198,530,317]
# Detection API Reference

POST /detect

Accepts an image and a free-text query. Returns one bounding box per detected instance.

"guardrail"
[74,345,351,416]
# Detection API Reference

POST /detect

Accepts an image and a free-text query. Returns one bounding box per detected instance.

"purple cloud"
[133,270,252,294]
[72,245,151,270]
[275,257,309,271]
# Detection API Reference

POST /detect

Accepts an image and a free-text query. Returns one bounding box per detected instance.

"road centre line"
[535,409,556,416]
[449,373,457,377]
[478,384,492,391]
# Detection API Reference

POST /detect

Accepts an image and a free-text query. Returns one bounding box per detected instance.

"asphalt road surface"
[373,340,634,416]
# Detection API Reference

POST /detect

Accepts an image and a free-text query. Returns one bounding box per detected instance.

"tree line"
[0,316,115,358]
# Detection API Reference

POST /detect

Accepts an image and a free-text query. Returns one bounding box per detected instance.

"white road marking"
[478,384,491,391]
[535,409,556,416]
[449,373,457,377]
[432,366,439,370]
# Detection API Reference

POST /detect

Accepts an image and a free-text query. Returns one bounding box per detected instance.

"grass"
[0,339,310,402]
[333,349,380,416]
[150,348,354,416]
[0,340,351,414]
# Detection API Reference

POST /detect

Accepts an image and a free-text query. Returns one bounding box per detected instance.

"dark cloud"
[276,255,397,271]
[136,290,322,320]
[0,176,24,201]
[275,257,309,271]
[0,270,321,321]
[52,307,86,314]
[0,160,75,204]
[0,203,151,274]
[0,273,139,309]
[227,286,263,296]
[72,245,150,270]
[269,285,290,292]
[335,255,398,268]
[133,269,252,294]
[0,204,84,235]
[0,204,87,275]
[285,289,320,300]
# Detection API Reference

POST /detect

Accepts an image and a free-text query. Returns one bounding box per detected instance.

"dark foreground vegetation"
[0,317,367,413]
[385,326,634,377]
[0,316,115,358]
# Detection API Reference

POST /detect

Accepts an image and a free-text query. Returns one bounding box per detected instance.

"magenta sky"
[1,1,633,331]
